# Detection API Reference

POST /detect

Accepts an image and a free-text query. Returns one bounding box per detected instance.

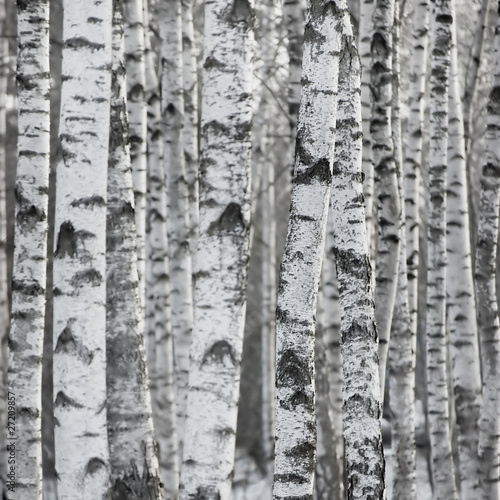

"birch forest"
[3,0,500,498]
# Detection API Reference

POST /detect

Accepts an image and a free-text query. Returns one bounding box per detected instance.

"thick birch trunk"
[404,0,429,357]
[53,1,113,498]
[371,0,400,398]
[388,2,416,496]
[359,0,375,249]
[475,6,500,497]
[124,0,148,318]
[332,11,385,499]
[179,1,254,498]
[8,2,50,497]
[273,2,344,498]
[181,0,199,265]
[426,1,457,498]
[106,4,163,498]
[159,0,194,457]
[446,4,482,496]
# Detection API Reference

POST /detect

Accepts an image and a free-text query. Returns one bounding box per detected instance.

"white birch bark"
[475,5,500,496]
[446,3,482,496]
[124,0,148,318]
[106,3,163,498]
[404,0,429,354]
[360,0,375,248]
[332,10,385,498]
[426,1,457,498]
[8,1,50,497]
[143,1,180,493]
[179,1,254,497]
[273,1,344,497]
[53,1,113,498]
[181,0,200,264]
[388,2,416,495]
[159,0,194,457]
[371,0,400,397]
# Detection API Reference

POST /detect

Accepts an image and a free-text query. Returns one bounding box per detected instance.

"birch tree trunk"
[159,0,194,457]
[371,0,400,397]
[426,1,457,497]
[106,3,163,498]
[179,0,254,497]
[359,0,375,248]
[52,1,113,498]
[404,0,429,358]
[388,2,416,496]
[475,5,500,496]
[124,0,148,317]
[446,3,482,496]
[273,1,344,497]
[8,1,50,497]
[332,9,385,498]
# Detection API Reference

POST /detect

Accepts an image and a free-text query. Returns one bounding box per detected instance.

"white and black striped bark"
[332,10,385,499]
[106,3,163,498]
[273,2,344,498]
[124,0,148,318]
[446,3,482,496]
[179,1,254,498]
[475,4,500,497]
[8,1,50,497]
[371,0,400,397]
[159,0,194,457]
[52,1,113,498]
[426,1,457,498]
[404,0,429,354]
[388,2,416,496]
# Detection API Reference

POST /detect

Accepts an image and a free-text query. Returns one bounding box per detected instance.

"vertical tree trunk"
[426,1,457,498]
[179,0,254,498]
[332,9,385,499]
[8,1,50,497]
[388,2,416,496]
[446,2,482,496]
[52,1,113,498]
[159,0,194,458]
[371,0,400,398]
[124,0,148,318]
[273,1,344,498]
[106,3,163,498]
[475,4,500,497]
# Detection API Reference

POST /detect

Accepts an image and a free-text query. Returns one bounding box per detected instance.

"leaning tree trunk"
[8,1,50,497]
[371,0,400,399]
[106,3,163,498]
[388,1,416,496]
[475,5,500,497]
[52,1,113,498]
[426,1,457,498]
[446,3,482,496]
[178,0,254,498]
[332,8,385,499]
[273,1,344,497]
[159,0,194,458]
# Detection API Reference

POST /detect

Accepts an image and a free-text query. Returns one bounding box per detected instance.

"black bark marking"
[54,391,84,409]
[274,473,308,485]
[16,74,36,91]
[55,322,94,364]
[85,457,107,476]
[87,17,102,24]
[204,56,225,70]
[219,203,244,231]
[285,440,316,463]
[64,37,105,51]
[111,457,162,500]
[228,0,253,24]
[436,13,453,24]
[17,0,30,10]
[53,287,62,296]
[55,221,77,258]
[288,389,314,411]
[70,196,105,209]
[12,280,44,297]
[70,269,103,288]
[294,159,332,186]
[188,486,221,500]
[202,340,236,367]
[277,350,311,388]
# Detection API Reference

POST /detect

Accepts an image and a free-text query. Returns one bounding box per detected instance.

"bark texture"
[426,1,457,498]
[273,1,344,498]
[179,1,254,498]
[53,1,113,498]
[475,4,500,497]
[8,1,50,497]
